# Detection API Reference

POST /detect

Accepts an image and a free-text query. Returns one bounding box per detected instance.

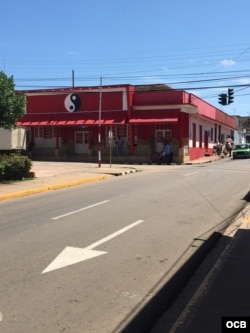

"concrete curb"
[0,175,107,201]
[110,169,142,176]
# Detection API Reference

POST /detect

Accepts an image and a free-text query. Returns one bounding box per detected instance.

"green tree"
[0,71,25,129]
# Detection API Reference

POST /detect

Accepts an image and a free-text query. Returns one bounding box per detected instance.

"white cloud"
[220,59,236,67]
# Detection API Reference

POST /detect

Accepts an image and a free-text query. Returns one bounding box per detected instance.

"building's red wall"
[26,90,125,114]
[189,147,205,160]
[27,94,65,113]
[133,90,185,106]
[180,112,189,136]
[190,94,235,128]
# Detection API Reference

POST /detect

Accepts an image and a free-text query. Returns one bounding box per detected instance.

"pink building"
[17,84,235,163]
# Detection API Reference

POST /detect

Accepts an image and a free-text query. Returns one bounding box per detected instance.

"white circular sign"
[64,94,81,112]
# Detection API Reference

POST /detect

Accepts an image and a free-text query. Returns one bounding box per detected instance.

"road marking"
[0,311,2,322]
[184,172,198,177]
[42,219,144,274]
[51,200,109,220]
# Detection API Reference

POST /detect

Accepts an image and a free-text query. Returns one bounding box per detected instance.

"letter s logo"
[64,94,81,112]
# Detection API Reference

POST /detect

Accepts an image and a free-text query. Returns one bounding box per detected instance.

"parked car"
[233,143,250,159]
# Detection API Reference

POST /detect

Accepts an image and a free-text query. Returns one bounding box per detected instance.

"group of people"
[214,140,233,157]
[162,138,233,164]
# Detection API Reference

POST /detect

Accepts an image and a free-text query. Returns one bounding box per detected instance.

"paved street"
[0,157,249,333]
[0,155,220,200]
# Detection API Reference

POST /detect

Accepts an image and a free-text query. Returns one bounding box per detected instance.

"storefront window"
[117,125,127,137]
[75,132,83,144]
[44,127,52,139]
[34,127,38,138]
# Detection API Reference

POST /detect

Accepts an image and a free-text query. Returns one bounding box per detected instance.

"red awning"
[129,117,178,124]
[129,109,179,124]
[16,112,126,126]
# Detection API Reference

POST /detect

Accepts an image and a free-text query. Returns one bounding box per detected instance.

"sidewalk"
[0,155,220,201]
[0,162,142,201]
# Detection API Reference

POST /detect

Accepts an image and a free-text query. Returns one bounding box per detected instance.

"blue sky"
[1,0,250,116]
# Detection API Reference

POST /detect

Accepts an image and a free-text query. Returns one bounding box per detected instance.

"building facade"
[233,116,250,144]
[17,84,235,163]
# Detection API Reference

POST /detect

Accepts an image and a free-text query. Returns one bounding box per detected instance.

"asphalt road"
[0,158,249,333]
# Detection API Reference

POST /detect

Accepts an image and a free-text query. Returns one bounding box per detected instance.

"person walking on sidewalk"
[215,141,222,155]
[225,141,232,157]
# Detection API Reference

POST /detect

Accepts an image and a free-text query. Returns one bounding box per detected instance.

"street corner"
[92,166,142,176]
[112,168,142,176]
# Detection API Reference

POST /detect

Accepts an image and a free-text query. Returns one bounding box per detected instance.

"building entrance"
[75,131,89,153]
[156,129,172,152]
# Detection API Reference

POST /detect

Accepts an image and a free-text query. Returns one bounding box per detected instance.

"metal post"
[72,70,75,88]
[109,128,113,168]
[98,77,103,167]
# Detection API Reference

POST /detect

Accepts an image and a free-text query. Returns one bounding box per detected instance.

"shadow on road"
[112,232,232,333]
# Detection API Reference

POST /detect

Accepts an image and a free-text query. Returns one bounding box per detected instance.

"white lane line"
[0,311,3,322]
[86,219,144,250]
[184,172,199,177]
[51,200,109,220]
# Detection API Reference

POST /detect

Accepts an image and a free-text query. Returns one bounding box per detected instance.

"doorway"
[156,130,172,152]
[75,131,89,153]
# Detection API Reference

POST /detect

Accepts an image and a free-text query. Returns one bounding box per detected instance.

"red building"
[17,84,235,163]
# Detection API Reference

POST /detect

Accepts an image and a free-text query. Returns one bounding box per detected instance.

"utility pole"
[72,70,75,88]
[98,77,102,167]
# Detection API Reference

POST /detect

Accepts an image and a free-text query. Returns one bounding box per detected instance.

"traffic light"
[228,88,234,104]
[218,93,227,105]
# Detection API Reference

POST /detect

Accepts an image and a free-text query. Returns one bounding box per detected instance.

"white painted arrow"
[42,219,144,274]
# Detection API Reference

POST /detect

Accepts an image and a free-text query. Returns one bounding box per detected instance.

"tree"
[0,71,25,129]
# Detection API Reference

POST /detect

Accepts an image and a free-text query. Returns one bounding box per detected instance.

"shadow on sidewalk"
[110,231,232,333]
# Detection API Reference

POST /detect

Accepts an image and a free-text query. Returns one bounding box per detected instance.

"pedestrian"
[164,141,173,164]
[215,141,222,155]
[225,141,232,157]
[115,136,123,155]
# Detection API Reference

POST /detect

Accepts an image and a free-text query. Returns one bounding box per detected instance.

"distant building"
[0,127,27,154]
[232,115,250,144]
[16,84,235,163]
